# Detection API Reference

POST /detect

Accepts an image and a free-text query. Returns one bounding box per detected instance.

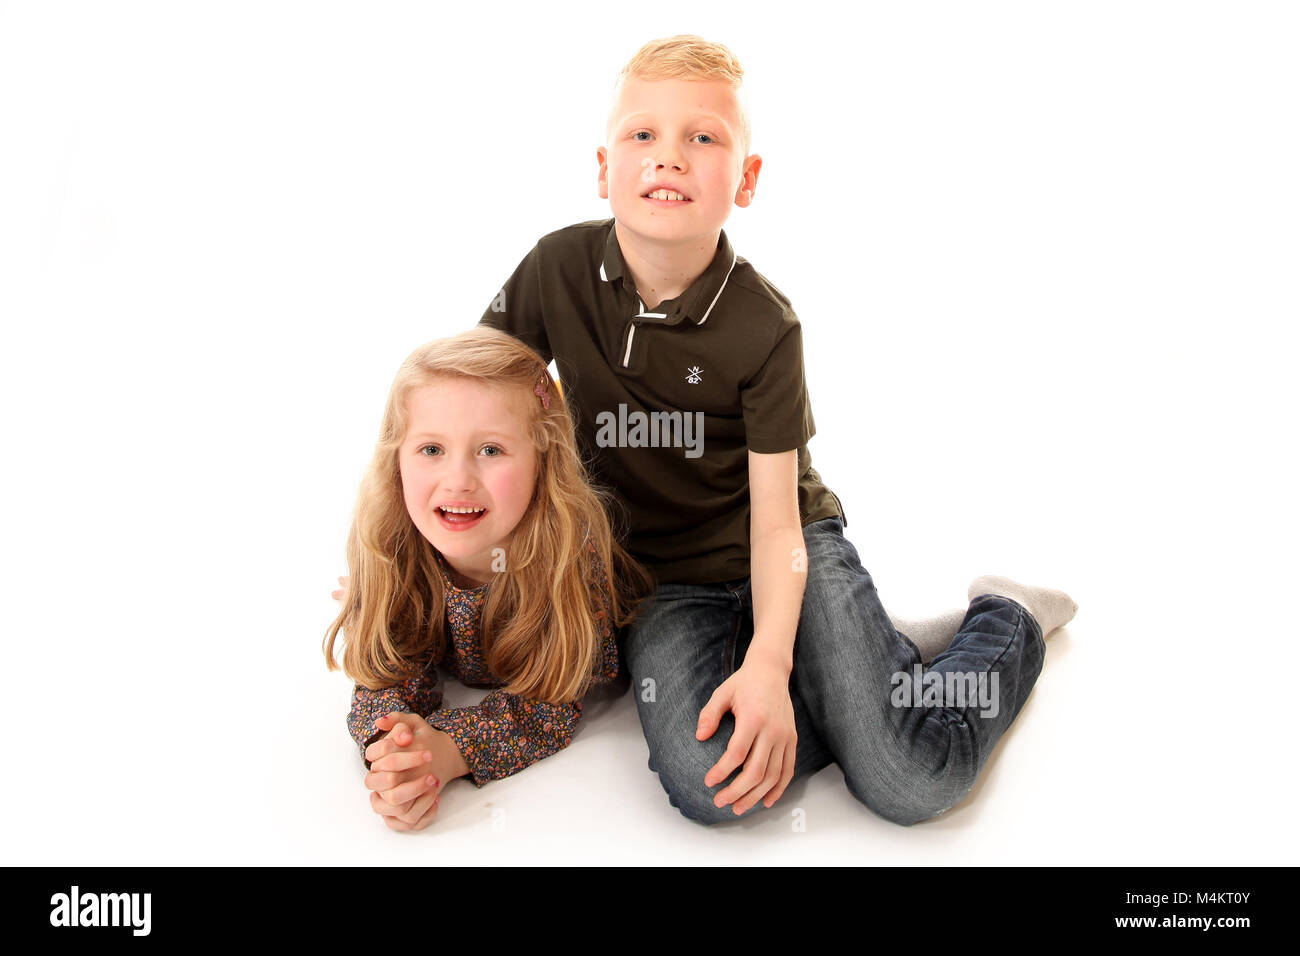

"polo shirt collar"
[598,219,738,327]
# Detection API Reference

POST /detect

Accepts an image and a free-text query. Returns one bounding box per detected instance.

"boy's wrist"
[741,637,793,678]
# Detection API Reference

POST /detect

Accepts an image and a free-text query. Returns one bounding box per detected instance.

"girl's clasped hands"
[364,711,467,831]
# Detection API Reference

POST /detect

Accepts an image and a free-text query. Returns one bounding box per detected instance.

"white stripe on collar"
[697,250,737,326]
[601,248,736,324]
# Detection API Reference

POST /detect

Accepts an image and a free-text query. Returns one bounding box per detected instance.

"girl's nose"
[441,454,479,492]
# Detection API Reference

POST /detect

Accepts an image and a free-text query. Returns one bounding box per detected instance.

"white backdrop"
[2,0,1296,865]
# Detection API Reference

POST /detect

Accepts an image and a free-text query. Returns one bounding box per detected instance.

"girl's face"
[399,377,538,586]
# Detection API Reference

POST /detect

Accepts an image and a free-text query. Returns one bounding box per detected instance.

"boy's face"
[599,77,760,246]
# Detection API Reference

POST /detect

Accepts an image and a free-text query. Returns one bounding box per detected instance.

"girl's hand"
[369,785,441,832]
[363,712,467,831]
[696,652,798,815]
[332,575,350,602]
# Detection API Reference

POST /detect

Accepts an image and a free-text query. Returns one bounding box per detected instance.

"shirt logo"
[685,366,703,385]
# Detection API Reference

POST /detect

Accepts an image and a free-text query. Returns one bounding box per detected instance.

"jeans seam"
[935,597,1027,787]
[954,598,1021,723]
[724,598,743,677]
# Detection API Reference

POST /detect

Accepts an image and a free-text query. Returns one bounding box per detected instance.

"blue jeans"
[621,516,1045,826]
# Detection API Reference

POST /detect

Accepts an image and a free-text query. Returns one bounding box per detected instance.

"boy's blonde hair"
[610,34,752,156]
[323,327,652,702]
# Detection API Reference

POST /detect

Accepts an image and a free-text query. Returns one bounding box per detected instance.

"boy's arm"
[698,312,816,814]
[745,448,805,674]
[696,449,804,814]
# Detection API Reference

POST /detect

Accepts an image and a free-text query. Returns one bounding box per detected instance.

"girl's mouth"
[436,507,488,532]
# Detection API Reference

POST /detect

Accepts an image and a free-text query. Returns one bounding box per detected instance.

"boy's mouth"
[436,506,488,531]
[642,185,692,204]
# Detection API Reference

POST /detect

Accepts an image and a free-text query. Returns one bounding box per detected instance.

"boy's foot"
[967,574,1079,636]
[883,606,967,663]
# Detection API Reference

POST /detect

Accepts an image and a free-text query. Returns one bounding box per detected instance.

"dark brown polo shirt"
[479,218,845,584]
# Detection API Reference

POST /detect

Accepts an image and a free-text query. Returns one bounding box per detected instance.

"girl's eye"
[418,444,441,457]
[480,444,503,457]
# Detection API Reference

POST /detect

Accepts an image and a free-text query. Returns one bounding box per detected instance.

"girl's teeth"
[442,507,484,514]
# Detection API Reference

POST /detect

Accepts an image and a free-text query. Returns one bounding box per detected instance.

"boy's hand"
[332,575,349,602]
[363,711,466,831]
[696,652,797,815]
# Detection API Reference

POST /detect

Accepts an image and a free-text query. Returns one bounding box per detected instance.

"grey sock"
[884,606,968,663]
[967,574,1079,636]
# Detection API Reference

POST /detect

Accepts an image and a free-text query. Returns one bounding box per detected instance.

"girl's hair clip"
[533,373,551,410]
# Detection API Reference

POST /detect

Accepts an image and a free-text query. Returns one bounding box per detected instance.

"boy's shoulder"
[727,255,797,325]
[535,218,612,252]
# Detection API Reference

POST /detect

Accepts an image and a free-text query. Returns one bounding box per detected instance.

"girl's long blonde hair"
[323,327,652,703]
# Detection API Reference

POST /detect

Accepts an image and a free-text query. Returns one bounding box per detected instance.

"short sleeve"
[478,241,553,365]
[347,667,445,767]
[741,311,817,454]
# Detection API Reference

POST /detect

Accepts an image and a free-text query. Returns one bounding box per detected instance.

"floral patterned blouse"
[347,542,619,787]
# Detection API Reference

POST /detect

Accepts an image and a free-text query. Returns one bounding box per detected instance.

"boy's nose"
[652,148,686,173]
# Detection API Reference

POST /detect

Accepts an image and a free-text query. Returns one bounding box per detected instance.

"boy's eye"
[632,130,652,142]
[694,134,715,144]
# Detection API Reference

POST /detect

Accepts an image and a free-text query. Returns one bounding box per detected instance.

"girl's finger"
[382,811,412,831]
[399,788,441,830]
[409,794,441,830]
[363,736,397,765]
[367,765,432,800]
[370,749,434,773]
[383,719,413,744]
[371,789,414,819]
[384,772,440,806]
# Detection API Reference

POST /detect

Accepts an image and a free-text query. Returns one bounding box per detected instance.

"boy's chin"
[618,209,718,240]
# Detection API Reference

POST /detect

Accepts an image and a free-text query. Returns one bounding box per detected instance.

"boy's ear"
[596,146,608,199]
[735,154,763,208]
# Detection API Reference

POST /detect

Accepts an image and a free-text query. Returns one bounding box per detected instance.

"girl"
[323,327,652,831]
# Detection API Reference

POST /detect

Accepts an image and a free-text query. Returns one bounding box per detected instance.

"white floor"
[271,570,1291,866]
[9,541,1295,865]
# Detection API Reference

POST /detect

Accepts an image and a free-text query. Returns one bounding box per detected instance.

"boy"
[476,36,1076,825]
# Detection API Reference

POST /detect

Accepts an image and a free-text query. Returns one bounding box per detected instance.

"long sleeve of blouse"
[346,542,618,786]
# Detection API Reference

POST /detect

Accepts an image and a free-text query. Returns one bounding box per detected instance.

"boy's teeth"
[647,189,687,201]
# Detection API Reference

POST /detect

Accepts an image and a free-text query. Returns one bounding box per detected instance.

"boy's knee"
[843,762,974,827]
[639,718,741,826]
[653,760,742,826]
[667,787,739,826]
